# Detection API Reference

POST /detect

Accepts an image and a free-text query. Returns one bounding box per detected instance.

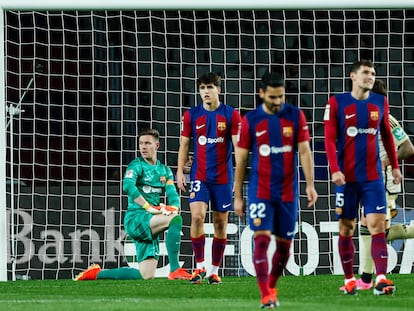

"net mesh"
[4,9,414,279]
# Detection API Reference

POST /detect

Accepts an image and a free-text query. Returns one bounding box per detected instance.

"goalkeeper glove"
[154,203,179,216]
[142,202,163,215]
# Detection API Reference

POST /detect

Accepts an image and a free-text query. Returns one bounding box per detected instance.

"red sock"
[371,232,388,276]
[338,235,354,279]
[254,235,271,298]
[191,234,205,264]
[269,239,292,288]
[212,237,226,267]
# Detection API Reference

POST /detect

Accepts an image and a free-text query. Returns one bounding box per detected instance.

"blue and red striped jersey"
[181,102,241,184]
[238,104,310,202]
[324,92,398,182]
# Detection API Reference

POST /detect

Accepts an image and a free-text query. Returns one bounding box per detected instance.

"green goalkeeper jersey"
[122,156,180,210]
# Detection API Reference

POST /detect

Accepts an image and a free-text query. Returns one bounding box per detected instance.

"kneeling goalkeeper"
[75,128,191,281]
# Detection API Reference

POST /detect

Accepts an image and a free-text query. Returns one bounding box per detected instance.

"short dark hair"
[197,72,221,87]
[350,59,375,74]
[372,79,387,96]
[259,71,285,90]
[138,128,160,141]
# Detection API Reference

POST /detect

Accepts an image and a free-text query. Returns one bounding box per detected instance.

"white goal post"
[1,1,414,282]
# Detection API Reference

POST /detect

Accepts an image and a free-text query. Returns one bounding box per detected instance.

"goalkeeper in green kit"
[75,128,192,281]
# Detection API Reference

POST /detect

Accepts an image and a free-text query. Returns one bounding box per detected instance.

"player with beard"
[234,72,318,308]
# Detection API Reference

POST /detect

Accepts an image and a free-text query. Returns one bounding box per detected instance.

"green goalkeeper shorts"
[124,209,160,262]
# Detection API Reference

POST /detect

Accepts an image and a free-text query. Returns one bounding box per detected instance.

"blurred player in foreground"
[324,60,402,296]
[176,72,241,285]
[350,79,414,290]
[75,128,191,281]
[234,72,318,309]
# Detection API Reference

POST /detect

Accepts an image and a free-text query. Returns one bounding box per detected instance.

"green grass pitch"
[0,274,413,311]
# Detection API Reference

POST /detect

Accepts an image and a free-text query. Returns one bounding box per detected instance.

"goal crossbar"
[1,0,414,10]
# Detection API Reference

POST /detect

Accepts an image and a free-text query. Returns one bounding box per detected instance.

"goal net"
[2,7,414,280]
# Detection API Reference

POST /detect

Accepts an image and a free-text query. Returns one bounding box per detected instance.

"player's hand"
[392,168,402,184]
[331,171,346,186]
[176,171,187,192]
[234,197,245,218]
[306,186,318,208]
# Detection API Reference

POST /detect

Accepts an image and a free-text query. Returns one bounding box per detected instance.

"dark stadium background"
[5,10,414,279]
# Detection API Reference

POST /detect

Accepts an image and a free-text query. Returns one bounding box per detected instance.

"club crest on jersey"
[253,218,262,227]
[190,192,195,199]
[370,111,379,121]
[283,126,293,137]
[335,207,343,215]
[159,176,166,184]
[217,121,226,131]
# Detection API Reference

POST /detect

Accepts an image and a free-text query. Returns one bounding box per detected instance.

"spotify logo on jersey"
[259,144,271,157]
[198,135,207,145]
[346,126,358,137]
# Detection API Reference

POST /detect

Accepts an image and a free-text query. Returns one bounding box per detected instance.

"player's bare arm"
[298,141,318,207]
[234,147,249,217]
[382,138,414,168]
[231,133,240,191]
[392,138,413,184]
[177,136,191,192]
[397,138,414,161]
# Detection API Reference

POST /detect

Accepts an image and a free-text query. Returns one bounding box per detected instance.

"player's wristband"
[142,202,151,210]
